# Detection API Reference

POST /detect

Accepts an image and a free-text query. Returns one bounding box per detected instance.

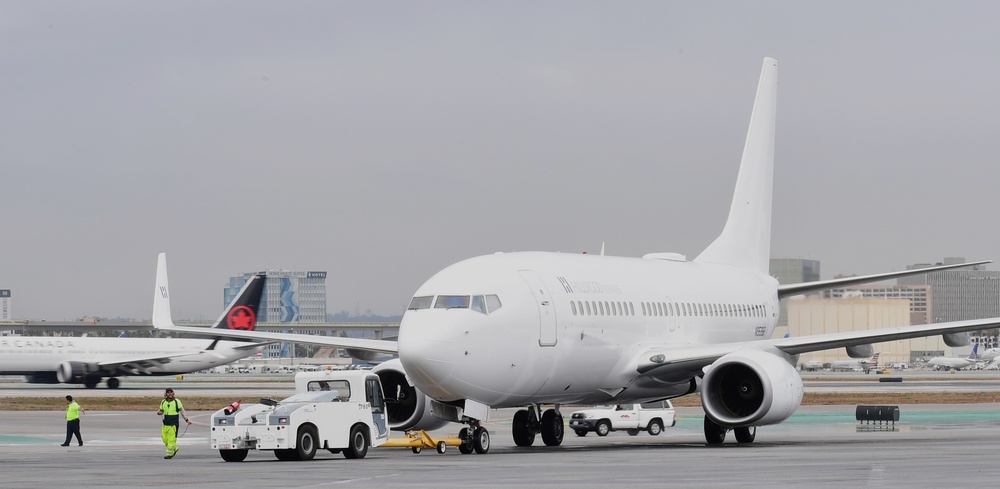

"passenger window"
[629,303,634,316]
[435,295,470,309]
[570,301,577,316]
[471,295,487,314]
[485,295,502,313]
[408,296,434,310]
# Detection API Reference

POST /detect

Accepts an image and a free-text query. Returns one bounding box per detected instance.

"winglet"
[695,57,777,273]
[152,253,174,328]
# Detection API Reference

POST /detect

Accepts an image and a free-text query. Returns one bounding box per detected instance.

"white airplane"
[925,343,980,371]
[155,58,1000,451]
[830,352,880,373]
[0,254,268,388]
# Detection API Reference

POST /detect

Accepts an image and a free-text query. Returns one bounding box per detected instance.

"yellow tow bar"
[382,430,464,454]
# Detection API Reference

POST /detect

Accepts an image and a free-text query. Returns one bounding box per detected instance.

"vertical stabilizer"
[151,253,174,327]
[209,274,266,331]
[694,58,777,273]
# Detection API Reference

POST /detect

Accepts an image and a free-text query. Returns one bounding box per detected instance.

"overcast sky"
[3,2,999,321]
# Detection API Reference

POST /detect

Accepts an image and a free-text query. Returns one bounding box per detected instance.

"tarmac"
[3,374,1000,487]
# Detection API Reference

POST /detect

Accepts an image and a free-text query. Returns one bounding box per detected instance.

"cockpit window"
[471,295,486,314]
[485,294,502,313]
[408,296,434,310]
[435,295,470,309]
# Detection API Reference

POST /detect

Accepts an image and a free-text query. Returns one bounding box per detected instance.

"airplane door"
[518,270,557,347]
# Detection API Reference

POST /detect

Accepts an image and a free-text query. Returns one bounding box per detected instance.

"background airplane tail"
[151,253,174,327]
[694,58,777,274]
[209,273,266,331]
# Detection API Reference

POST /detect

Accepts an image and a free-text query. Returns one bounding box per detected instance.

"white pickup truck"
[210,370,389,461]
[568,400,676,437]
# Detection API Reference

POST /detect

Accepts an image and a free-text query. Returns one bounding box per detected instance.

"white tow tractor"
[210,370,389,462]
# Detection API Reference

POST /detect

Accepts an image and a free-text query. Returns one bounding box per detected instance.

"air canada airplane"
[155,58,1000,452]
[0,254,268,388]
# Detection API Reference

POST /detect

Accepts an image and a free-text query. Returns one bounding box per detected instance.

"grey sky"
[3,2,1000,321]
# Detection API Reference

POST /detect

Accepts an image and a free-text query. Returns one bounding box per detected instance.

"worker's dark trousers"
[64,419,82,445]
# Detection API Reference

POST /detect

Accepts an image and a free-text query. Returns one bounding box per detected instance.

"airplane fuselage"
[0,336,259,379]
[398,251,780,407]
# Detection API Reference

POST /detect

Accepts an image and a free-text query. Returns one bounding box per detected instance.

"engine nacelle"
[372,358,449,431]
[701,349,803,427]
[56,361,100,384]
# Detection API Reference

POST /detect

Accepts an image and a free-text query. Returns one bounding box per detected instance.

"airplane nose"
[397,313,459,397]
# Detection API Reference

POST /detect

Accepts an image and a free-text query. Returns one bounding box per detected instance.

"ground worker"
[156,387,192,459]
[61,395,85,446]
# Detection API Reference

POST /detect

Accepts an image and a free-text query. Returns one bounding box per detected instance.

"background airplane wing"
[155,323,399,354]
[777,260,991,299]
[95,352,191,376]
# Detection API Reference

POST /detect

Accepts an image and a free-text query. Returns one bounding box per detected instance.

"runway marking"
[296,474,401,487]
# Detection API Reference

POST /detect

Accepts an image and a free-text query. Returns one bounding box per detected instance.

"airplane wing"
[637,316,1000,377]
[155,323,399,354]
[777,260,991,299]
[95,352,192,376]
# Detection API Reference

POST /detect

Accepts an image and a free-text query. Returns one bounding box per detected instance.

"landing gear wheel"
[106,377,120,389]
[84,375,100,389]
[647,419,663,436]
[411,447,422,454]
[540,409,564,446]
[296,425,318,460]
[574,429,588,437]
[595,420,611,437]
[512,409,536,447]
[735,426,756,444]
[458,428,473,454]
[343,424,369,459]
[436,441,447,454]
[275,449,298,461]
[473,426,490,454]
[704,417,727,444]
[220,449,248,462]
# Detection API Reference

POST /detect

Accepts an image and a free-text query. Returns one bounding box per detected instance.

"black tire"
[106,377,120,389]
[296,425,318,461]
[274,449,297,461]
[704,417,727,444]
[540,410,564,446]
[411,447,421,454]
[436,441,447,454]
[574,429,588,437]
[647,419,663,436]
[473,427,490,454]
[220,449,248,462]
[458,428,473,454]
[596,420,611,437]
[512,410,535,447]
[343,424,369,459]
[735,426,756,444]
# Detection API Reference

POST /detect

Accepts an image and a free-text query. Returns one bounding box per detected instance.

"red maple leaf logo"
[227,306,256,330]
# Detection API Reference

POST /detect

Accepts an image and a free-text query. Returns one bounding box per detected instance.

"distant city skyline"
[4,3,1000,320]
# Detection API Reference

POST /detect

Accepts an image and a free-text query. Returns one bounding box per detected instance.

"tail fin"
[970,343,980,360]
[694,57,778,273]
[210,274,266,331]
[870,352,879,366]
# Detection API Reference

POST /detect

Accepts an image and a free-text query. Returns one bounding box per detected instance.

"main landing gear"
[512,405,564,447]
[704,417,756,445]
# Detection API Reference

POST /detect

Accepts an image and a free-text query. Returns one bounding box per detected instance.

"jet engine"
[701,349,803,427]
[56,361,100,384]
[372,358,449,431]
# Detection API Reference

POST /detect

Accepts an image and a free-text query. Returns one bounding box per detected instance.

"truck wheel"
[436,441,447,454]
[596,420,611,437]
[296,425,318,461]
[574,429,588,437]
[343,424,369,459]
[220,449,248,462]
[626,429,640,436]
[648,419,663,436]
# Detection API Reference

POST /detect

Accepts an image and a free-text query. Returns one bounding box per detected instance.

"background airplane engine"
[701,349,803,427]
[372,359,449,431]
[56,361,100,384]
